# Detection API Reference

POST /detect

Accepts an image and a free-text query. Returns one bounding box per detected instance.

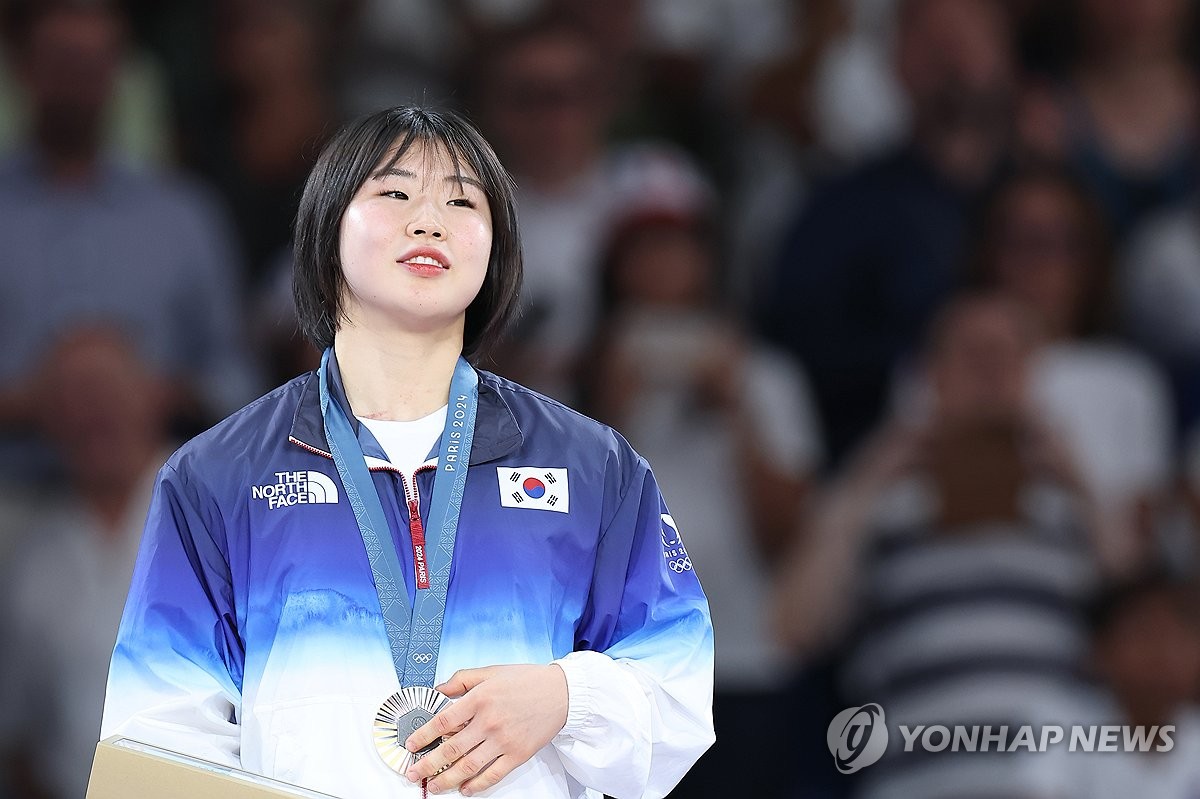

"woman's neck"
[334,322,464,421]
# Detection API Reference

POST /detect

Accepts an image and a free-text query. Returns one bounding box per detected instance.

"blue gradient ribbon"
[318,347,478,687]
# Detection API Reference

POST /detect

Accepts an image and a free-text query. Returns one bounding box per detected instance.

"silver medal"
[373,686,452,773]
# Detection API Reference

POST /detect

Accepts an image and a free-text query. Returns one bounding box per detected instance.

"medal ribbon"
[318,347,478,687]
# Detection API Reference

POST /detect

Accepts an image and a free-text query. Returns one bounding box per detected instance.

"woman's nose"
[407,223,444,239]
[406,208,445,240]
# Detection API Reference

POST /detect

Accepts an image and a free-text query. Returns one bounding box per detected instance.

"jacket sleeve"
[100,461,244,766]
[551,455,715,798]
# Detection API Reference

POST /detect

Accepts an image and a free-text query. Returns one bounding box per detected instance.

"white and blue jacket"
[100,362,715,798]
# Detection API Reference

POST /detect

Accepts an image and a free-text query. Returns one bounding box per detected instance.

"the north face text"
[251,471,339,509]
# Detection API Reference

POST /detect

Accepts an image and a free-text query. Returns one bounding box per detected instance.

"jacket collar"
[288,356,523,466]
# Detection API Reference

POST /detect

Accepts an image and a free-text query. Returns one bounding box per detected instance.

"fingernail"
[404,769,419,782]
[427,783,441,795]
[461,789,473,797]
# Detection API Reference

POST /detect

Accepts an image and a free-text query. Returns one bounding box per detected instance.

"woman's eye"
[381,190,408,200]
[447,198,476,208]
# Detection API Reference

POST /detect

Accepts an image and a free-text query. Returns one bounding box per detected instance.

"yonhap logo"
[827,704,888,774]
[824,704,1176,776]
[251,471,339,509]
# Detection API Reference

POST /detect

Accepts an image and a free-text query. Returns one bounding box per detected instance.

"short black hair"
[293,104,522,362]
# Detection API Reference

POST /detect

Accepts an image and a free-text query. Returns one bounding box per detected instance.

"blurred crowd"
[4,0,1200,797]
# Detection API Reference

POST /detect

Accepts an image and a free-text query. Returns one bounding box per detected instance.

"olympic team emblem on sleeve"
[661,514,692,574]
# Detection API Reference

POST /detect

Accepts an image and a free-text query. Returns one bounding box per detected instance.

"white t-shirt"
[620,341,822,689]
[358,404,447,475]
[892,340,1173,512]
[1029,341,1174,508]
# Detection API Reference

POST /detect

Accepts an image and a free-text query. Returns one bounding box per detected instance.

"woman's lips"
[397,247,451,271]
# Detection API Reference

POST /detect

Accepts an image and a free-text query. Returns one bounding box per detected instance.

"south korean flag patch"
[497,467,570,513]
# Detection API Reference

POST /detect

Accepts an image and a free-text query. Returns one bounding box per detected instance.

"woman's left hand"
[404,664,569,795]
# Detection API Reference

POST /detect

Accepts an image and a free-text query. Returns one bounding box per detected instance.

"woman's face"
[611,225,710,308]
[930,299,1031,424]
[338,142,492,337]
[991,181,1088,338]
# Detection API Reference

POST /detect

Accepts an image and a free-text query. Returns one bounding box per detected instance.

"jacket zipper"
[289,436,439,590]
[401,464,437,591]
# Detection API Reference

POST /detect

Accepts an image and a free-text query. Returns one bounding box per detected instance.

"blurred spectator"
[559,0,694,153]
[774,294,1118,798]
[806,0,910,163]
[725,0,854,310]
[760,0,1016,466]
[562,0,795,168]
[0,0,257,484]
[1122,200,1200,433]
[1029,573,1200,798]
[0,1,172,167]
[182,0,338,286]
[472,12,712,402]
[1178,429,1200,574]
[0,326,173,799]
[1017,0,1200,237]
[336,0,458,118]
[967,167,1173,549]
[728,0,912,308]
[1006,0,1076,77]
[583,198,822,798]
[742,0,908,165]
[606,0,797,103]
[471,13,617,398]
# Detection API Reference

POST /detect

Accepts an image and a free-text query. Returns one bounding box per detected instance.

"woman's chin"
[345,303,469,337]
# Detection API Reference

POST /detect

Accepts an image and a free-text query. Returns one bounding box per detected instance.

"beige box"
[86,736,340,799]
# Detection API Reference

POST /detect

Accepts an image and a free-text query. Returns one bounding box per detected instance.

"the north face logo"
[251,471,339,509]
